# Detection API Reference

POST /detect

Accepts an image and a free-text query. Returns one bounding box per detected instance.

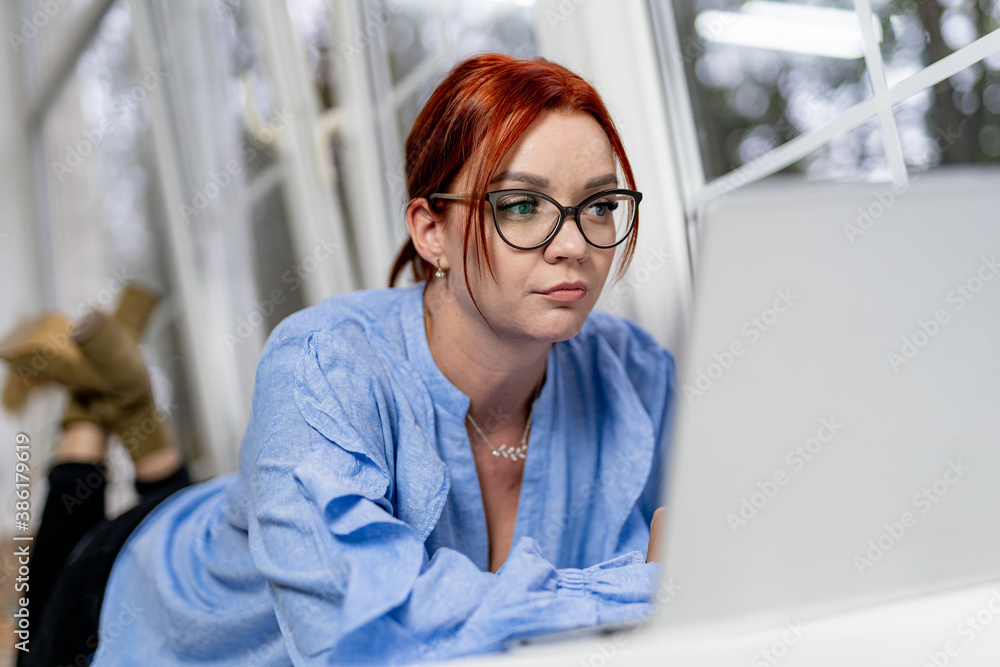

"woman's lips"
[538,288,588,302]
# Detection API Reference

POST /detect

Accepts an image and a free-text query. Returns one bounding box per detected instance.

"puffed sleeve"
[245,320,661,666]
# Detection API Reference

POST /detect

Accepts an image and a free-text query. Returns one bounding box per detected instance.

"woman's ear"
[406,197,447,265]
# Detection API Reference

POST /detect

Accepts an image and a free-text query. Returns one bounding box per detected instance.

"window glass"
[875,0,1000,167]
[249,185,305,334]
[800,116,889,179]
[285,0,358,289]
[663,0,1000,184]
[210,0,306,337]
[286,0,339,109]
[216,1,281,181]
[386,0,537,137]
[374,0,538,244]
[672,0,881,181]
[875,0,999,87]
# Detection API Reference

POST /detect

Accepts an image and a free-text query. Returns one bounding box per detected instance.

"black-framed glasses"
[427,188,642,250]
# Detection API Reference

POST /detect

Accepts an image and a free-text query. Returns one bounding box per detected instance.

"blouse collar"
[400,280,557,421]
[401,280,562,570]
[402,281,471,420]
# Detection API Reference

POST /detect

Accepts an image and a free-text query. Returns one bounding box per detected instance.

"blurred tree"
[669,0,1000,181]
[913,0,996,164]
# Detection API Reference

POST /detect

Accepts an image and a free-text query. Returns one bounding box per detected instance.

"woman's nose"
[544,215,590,260]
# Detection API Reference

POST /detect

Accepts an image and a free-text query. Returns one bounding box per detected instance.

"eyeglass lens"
[491,192,636,248]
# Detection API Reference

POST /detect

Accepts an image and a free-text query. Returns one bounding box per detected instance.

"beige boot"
[112,283,160,339]
[0,284,161,413]
[0,313,111,405]
[62,283,161,431]
[0,284,173,464]
[69,311,174,463]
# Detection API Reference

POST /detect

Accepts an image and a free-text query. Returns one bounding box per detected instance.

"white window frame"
[650,0,1000,217]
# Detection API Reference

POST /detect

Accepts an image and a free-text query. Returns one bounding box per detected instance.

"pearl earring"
[435,259,447,278]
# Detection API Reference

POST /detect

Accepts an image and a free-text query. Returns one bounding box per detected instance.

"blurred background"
[0,0,997,655]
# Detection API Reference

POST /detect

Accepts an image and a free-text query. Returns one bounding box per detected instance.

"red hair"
[387,53,639,312]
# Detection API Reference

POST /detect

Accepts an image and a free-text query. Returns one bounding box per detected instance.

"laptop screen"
[656,167,1000,628]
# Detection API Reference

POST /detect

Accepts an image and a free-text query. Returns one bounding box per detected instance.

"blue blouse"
[94,281,677,666]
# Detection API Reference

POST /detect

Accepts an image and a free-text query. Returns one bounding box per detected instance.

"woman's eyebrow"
[489,170,549,188]
[488,171,619,189]
[584,173,618,188]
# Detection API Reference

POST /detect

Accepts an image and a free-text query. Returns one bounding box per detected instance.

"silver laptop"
[505,165,1000,653]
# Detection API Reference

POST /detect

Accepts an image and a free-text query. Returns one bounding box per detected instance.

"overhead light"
[695,1,883,60]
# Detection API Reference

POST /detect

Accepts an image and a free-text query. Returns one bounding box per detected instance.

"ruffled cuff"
[583,550,661,625]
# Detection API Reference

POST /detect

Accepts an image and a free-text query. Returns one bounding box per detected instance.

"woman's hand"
[646,507,667,563]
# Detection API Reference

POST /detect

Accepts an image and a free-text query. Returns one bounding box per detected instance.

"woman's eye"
[498,197,540,216]
[586,199,619,217]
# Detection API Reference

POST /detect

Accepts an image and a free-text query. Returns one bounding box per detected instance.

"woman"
[20,53,675,665]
